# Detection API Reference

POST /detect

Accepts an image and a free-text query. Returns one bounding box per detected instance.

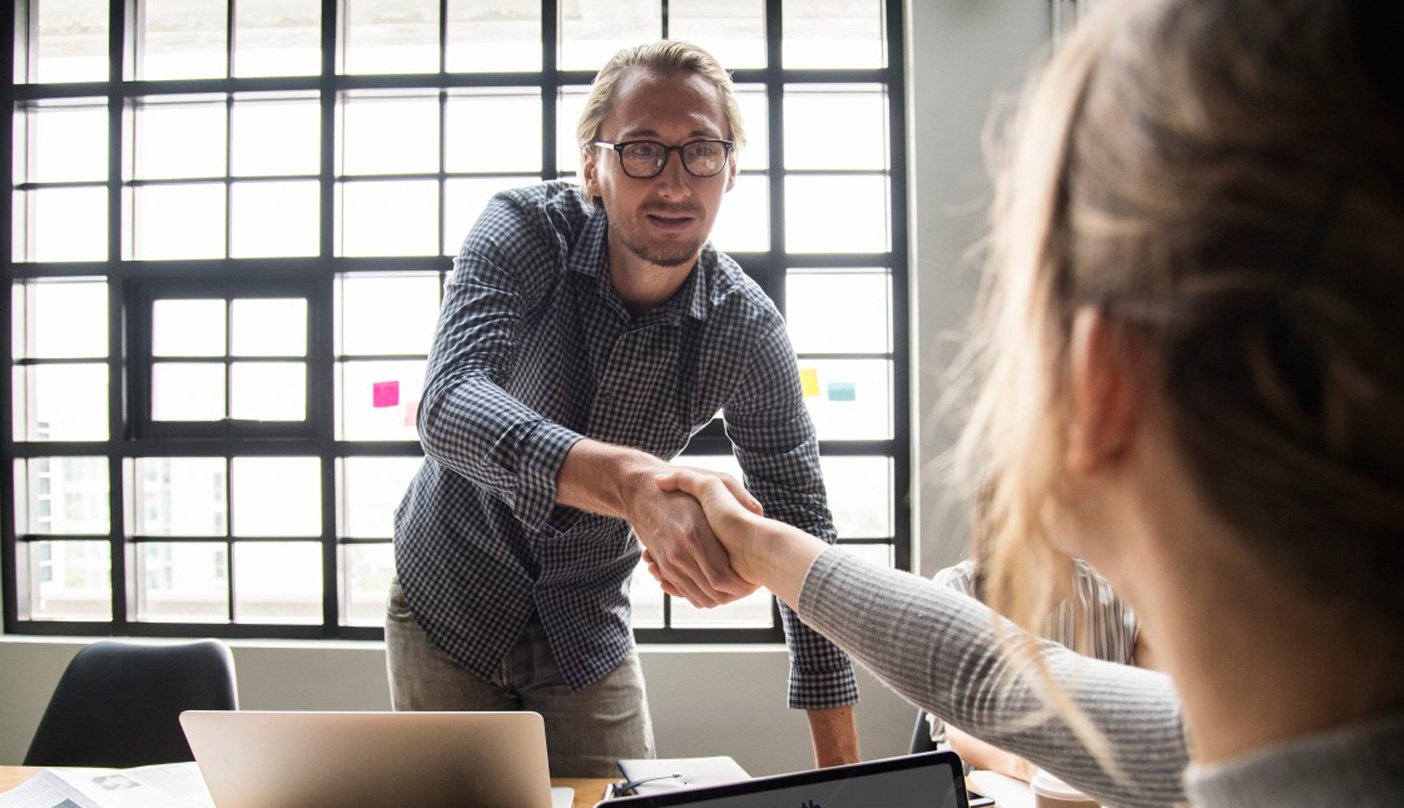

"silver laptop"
[180,710,572,808]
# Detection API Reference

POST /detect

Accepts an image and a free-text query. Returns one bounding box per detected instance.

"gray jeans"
[384,579,655,777]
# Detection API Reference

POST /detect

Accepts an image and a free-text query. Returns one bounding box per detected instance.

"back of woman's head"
[963,0,1404,629]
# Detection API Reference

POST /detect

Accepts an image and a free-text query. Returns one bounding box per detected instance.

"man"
[387,40,859,777]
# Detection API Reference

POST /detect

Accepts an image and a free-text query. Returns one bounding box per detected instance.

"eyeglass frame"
[591,139,736,179]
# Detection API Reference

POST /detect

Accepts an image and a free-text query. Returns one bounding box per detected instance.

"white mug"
[1030,768,1101,808]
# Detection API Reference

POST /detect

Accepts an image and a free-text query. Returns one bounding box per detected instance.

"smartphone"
[966,787,996,807]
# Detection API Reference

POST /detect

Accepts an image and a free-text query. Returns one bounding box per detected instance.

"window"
[3,0,908,642]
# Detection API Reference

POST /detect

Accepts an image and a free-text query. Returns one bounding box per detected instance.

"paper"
[800,368,820,397]
[826,381,856,401]
[0,762,215,808]
[372,380,400,408]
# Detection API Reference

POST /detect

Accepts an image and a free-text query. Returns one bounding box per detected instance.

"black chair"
[910,709,939,754]
[24,639,239,767]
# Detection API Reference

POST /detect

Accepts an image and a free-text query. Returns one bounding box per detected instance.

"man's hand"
[654,466,769,583]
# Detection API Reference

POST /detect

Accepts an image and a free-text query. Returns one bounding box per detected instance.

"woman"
[655,0,1404,805]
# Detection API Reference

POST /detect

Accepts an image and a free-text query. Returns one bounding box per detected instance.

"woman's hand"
[653,467,767,584]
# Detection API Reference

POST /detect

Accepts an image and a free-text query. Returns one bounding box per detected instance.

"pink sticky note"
[403,399,419,427]
[372,381,400,408]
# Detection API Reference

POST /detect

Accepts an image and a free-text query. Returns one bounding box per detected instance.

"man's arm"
[807,706,860,767]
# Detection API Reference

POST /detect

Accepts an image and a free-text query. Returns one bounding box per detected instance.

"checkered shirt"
[393,181,858,710]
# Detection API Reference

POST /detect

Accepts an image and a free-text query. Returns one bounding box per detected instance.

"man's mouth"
[645,212,696,230]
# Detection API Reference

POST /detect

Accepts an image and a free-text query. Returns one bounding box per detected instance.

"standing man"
[387,40,859,777]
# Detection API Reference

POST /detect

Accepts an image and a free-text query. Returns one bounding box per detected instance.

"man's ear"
[581,146,601,198]
[1066,306,1146,475]
[724,154,738,193]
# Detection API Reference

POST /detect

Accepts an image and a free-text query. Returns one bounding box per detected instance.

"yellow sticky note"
[800,367,819,397]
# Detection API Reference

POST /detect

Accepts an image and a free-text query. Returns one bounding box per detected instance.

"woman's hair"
[958,0,1404,640]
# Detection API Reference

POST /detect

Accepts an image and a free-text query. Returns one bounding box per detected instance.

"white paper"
[0,763,214,808]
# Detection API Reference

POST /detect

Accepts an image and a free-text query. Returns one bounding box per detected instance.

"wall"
[0,0,1048,776]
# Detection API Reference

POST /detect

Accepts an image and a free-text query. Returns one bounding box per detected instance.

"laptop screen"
[598,751,967,808]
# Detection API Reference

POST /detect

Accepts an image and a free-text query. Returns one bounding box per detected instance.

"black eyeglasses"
[593,139,735,179]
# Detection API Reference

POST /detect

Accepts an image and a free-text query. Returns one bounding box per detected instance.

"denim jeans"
[384,578,656,777]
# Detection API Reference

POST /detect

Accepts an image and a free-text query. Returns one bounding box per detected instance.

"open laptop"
[180,710,573,808]
[596,751,970,808]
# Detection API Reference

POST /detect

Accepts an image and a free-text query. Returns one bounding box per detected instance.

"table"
[0,766,614,808]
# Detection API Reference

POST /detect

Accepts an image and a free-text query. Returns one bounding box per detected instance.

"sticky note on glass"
[800,368,820,397]
[403,399,419,427]
[372,381,400,408]
[827,381,856,402]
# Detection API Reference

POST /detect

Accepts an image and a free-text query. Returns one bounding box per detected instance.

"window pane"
[135,458,228,536]
[138,0,228,80]
[445,0,541,73]
[799,358,892,440]
[785,175,888,254]
[231,95,320,176]
[13,187,108,262]
[233,0,322,78]
[131,183,227,260]
[337,180,438,257]
[445,177,521,256]
[786,270,891,354]
[444,91,541,173]
[154,299,226,357]
[23,456,109,534]
[231,457,321,537]
[733,86,767,171]
[840,542,893,568]
[340,456,423,537]
[559,3,660,71]
[152,363,226,421]
[232,298,307,357]
[783,0,885,69]
[820,456,892,537]
[135,542,228,622]
[670,0,766,69]
[671,588,774,628]
[337,360,426,441]
[555,87,589,176]
[337,273,440,356]
[710,173,768,253]
[784,86,887,170]
[230,362,306,421]
[339,92,440,176]
[15,364,108,441]
[343,0,439,75]
[29,0,110,83]
[341,542,394,626]
[234,542,321,623]
[27,540,111,620]
[14,278,108,359]
[18,101,108,183]
[230,180,321,258]
[133,98,227,180]
[629,559,665,628]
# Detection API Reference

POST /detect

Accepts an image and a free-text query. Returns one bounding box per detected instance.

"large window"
[3,0,908,642]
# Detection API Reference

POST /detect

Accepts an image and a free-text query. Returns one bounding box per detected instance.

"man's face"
[582,68,737,269]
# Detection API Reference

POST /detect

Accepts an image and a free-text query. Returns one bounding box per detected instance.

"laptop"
[596,751,969,808]
[180,710,573,808]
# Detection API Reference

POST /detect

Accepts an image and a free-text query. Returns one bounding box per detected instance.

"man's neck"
[605,238,698,315]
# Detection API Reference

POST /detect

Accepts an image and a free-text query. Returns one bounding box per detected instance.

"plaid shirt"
[394,181,858,710]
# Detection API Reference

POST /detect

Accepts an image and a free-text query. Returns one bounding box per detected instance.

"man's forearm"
[807,705,860,767]
[555,438,658,518]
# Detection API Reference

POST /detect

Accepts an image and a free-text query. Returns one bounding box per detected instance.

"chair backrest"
[910,710,938,754]
[24,639,239,768]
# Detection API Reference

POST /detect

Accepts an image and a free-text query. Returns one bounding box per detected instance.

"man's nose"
[652,151,692,197]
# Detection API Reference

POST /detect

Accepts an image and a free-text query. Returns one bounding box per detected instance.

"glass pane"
[232,298,308,357]
[799,358,892,440]
[234,0,322,77]
[343,0,439,75]
[555,87,589,177]
[784,86,887,170]
[337,180,439,257]
[820,456,892,537]
[231,95,321,176]
[840,542,893,568]
[670,0,766,69]
[786,270,891,354]
[339,92,439,176]
[16,278,108,359]
[341,456,423,537]
[138,0,228,80]
[784,175,888,254]
[133,98,227,180]
[444,91,542,173]
[629,559,664,628]
[733,86,767,171]
[152,363,226,421]
[445,0,541,73]
[234,542,321,623]
[131,183,227,260]
[136,542,228,622]
[28,540,111,620]
[710,173,768,253]
[30,0,110,83]
[444,177,520,256]
[341,542,395,626]
[24,456,109,534]
[229,180,321,258]
[230,362,306,421]
[18,102,108,183]
[13,187,107,263]
[336,273,441,356]
[671,588,774,628]
[135,457,228,536]
[337,359,426,441]
[783,0,885,69]
[559,3,661,72]
[231,456,321,537]
[154,299,226,357]
[17,364,108,441]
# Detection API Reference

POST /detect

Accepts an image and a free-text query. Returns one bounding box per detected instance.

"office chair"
[24,639,239,768]
[910,709,939,754]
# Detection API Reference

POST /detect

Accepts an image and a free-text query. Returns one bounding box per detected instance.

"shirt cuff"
[788,661,860,710]
[510,422,583,532]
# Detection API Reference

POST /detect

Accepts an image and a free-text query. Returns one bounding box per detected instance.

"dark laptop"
[595,750,969,808]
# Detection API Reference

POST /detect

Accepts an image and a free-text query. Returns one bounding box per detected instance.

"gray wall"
[0,0,1048,776]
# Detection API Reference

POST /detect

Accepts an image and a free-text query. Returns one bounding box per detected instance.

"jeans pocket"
[385,578,415,622]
